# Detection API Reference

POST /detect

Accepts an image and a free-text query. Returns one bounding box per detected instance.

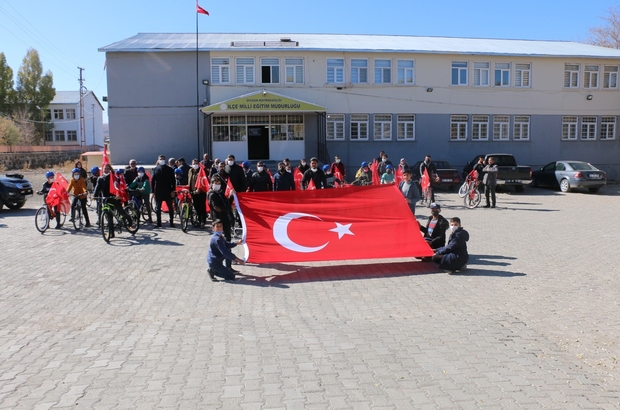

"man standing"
[151,154,176,227]
[302,157,327,189]
[225,154,246,193]
[378,153,393,175]
[419,154,438,202]
[248,161,273,192]
[274,162,295,191]
[473,156,486,192]
[206,219,245,282]
[398,169,420,216]
[124,159,139,185]
[177,157,190,185]
[201,153,214,172]
[483,157,499,208]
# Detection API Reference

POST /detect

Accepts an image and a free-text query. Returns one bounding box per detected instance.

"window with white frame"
[493,115,510,140]
[374,59,392,84]
[350,114,369,140]
[66,130,77,141]
[564,64,580,88]
[600,116,616,140]
[473,62,489,86]
[450,115,468,140]
[261,58,279,84]
[230,115,248,142]
[451,61,468,85]
[515,63,531,87]
[584,65,599,88]
[45,130,53,142]
[581,116,597,140]
[397,60,414,84]
[513,116,530,140]
[562,116,578,140]
[326,114,345,140]
[603,65,618,89]
[326,58,344,83]
[270,114,304,141]
[397,114,415,140]
[66,109,76,120]
[211,58,230,84]
[472,115,489,140]
[213,116,230,141]
[494,63,510,87]
[54,130,65,141]
[373,114,392,140]
[350,59,368,83]
[53,109,64,120]
[285,58,304,84]
[236,57,255,84]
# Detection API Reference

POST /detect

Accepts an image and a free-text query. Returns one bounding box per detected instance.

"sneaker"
[483,205,490,208]
[85,223,92,228]
[207,269,218,282]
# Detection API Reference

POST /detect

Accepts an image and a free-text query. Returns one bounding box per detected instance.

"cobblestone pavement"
[1,174,620,409]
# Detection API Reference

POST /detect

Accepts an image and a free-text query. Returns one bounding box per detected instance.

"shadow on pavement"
[469,254,516,267]
[447,268,526,277]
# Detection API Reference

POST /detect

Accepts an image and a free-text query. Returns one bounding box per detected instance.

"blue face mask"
[213,230,223,236]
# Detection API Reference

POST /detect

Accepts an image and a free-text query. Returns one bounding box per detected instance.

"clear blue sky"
[0,0,616,123]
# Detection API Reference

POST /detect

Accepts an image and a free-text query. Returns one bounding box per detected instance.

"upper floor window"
[473,62,489,86]
[494,63,510,87]
[285,58,304,84]
[581,116,596,140]
[53,109,64,120]
[66,109,76,120]
[350,114,369,140]
[326,114,345,140]
[515,63,531,87]
[261,58,279,84]
[373,114,392,140]
[211,58,230,84]
[326,58,344,84]
[603,65,618,89]
[236,57,255,84]
[397,114,415,140]
[472,115,489,140]
[451,61,468,85]
[374,59,391,84]
[493,115,510,140]
[450,115,468,140]
[351,59,368,84]
[397,60,414,84]
[513,116,530,140]
[562,116,578,140]
[584,65,599,88]
[564,64,580,88]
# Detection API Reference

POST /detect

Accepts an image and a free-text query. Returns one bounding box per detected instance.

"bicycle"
[176,187,197,233]
[458,170,479,198]
[99,197,140,243]
[127,190,151,222]
[420,185,433,208]
[34,192,67,233]
[463,180,482,209]
[69,194,88,231]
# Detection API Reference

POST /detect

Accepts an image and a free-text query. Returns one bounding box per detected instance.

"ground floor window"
[493,115,510,141]
[212,114,304,142]
[350,114,369,140]
[513,116,530,140]
[600,116,616,140]
[396,114,415,140]
[326,114,345,140]
[581,116,597,140]
[450,115,468,140]
[472,115,489,140]
[373,114,392,140]
[562,116,578,140]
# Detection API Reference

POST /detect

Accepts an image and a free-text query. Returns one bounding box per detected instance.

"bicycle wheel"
[86,192,93,207]
[73,205,84,231]
[141,201,150,221]
[101,210,113,243]
[422,187,432,207]
[123,205,140,235]
[58,212,67,227]
[458,181,469,198]
[180,202,189,232]
[464,188,482,209]
[35,206,50,233]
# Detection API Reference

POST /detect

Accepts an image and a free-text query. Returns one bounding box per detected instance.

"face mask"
[213,230,223,236]
[73,175,80,180]
[431,210,439,216]
[227,160,234,166]
[159,160,165,165]
[425,159,430,164]
[192,164,199,170]
[286,169,291,173]
[325,171,331,175]
[301,162,306,166]
[335,159,340,163]
[311,167,317,172]
[450,225,458,233]
[48,178,54,183]
[257,166,264,172]
[212,184,221,191]
[382,158,387,163]
[104,172,110,176]
[363,167,369,172]
[138,172,145,178]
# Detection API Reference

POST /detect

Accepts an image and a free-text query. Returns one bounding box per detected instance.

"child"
[381,165,395,184]
[206,219,244,282]
[432,217,469,273]
[66,167,91,227]
[127,166,152,223]
[36,170,61,229]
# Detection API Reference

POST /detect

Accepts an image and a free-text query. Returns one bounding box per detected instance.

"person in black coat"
[225,155,247,193]
[433,217,469,272]
[302,157,327,189]
[208,177,232,242]
[177,157,191,186]
[274,162,295,191]
[297,159,309,175]
[419,202,450,249]
[248,161,273,192]
[151,155,177,228]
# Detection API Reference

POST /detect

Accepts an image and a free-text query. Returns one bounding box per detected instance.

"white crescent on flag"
[273,213,354,253]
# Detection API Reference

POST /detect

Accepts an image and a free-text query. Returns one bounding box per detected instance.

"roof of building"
[99,33,620,59]
[50,91,105,110]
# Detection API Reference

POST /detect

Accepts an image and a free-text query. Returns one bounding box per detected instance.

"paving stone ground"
[1,172,619,409]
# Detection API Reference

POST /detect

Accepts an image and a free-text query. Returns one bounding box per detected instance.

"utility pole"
[78,67,87,151]
[91,103,95,150]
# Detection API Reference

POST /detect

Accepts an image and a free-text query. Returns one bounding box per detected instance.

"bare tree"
[12,108,38,145]
[587,6,620,49]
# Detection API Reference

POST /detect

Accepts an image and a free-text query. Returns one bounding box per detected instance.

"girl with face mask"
[66,167,92,227]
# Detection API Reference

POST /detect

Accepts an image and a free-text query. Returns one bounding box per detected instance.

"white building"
[99,33,620,178]
[45,91,105,149]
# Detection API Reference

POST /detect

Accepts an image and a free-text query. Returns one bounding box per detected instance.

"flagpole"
[195,7,201,159]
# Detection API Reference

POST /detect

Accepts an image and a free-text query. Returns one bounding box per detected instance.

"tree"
[0,53,15,115]
[12,108,36,145]
[587,6,620,49]
[15,48,55,144]
[0,116,22,146]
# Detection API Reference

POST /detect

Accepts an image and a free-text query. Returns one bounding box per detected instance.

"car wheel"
[559,179,571,193]
[514,185,524,193]
[0,197,3,211]
[530,178,538,187]
[588,187,600,193]
[5,200,26,210]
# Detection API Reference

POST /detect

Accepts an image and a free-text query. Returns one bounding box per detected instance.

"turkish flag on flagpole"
[370,160,380,185]
[196,1,209,15]
[46,172,71,215]
[394,166,404,185]
[420,168,430,192]
[306,178,316,190]
[236,184,433,263]
[102,146,110,168]
[293,168,303,190]
[196,164,210,192]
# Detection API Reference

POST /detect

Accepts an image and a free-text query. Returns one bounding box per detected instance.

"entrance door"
[247,126,269,160]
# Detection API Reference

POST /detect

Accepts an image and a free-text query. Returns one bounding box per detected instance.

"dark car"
[0,173,34,210]
[412,160,461,190]
[531,161,606,193]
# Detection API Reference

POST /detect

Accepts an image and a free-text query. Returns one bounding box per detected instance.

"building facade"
[45,91,105,150]
[99,34,620,178]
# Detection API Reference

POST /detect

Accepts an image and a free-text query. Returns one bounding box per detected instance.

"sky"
[0,0,617,124]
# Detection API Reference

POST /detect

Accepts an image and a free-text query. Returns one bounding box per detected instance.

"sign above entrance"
[201,91,326,113]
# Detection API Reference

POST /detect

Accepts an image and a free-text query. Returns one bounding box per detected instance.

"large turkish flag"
[236,184,433,263]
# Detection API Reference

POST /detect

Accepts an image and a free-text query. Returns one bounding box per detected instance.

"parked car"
[531,161,606,193]
[412,160,461,190]
[0,173,34,211]
[462,154,531,192]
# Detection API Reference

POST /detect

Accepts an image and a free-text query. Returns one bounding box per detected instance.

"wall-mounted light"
[202,79,209,86]
[586,94,593,101]
[262,89,267,96]
[426,88,433,92]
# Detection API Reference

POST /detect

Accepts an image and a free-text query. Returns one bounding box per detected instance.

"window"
[261,58,279,83]
[584,65,599,88]
[603,65,618,89]
[600,116,616,140]
[473,62,489,86]
[493,115,510,140]
[472,115,489,140]
[494,63,510,87]
[373,114,392,140]
[581,116,597,140]
[236,57,254,84]
[66,109,76,120]
[350,114,369,140]
[326,114,345,140]
[562,116,578,140]
[564,64,579,88]
[66,130,77,141]
[213,116,230,141]
[45,130,53,142]
[350,59,368,83]
[374,59,391,84]
[450,115,468,140]
[287,115,304,141]
[54,130,65,141]
[44,109,51,120]
[326,58,344,83]
[211,58,230,84]
[53,109,64,120]
[230,115,247,142]
[515,63,531,87]
[513,116,530,140]
[397,114,415,140]
[285,58,304,84]
[397,60,414,84]
[271,115,304,141]
[451,61,468,85]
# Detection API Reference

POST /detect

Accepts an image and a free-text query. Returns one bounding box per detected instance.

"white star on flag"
[330,222,354,239]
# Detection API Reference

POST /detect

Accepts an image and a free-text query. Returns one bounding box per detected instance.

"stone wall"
[0,151,82,171]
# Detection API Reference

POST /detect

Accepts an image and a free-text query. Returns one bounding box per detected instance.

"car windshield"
[568,162,596,171]
[434,161,453,169]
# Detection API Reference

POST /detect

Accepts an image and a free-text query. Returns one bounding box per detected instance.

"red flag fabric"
[196,165,210,193]
[370,160,380,185]
[293,168,303,190]
[196,1,209,15]
[46,172,71,215]
[225,178,234,198]
[176,185,190,201]
[420,168,430,192]
[394,166,404,185]
[237,184,433,263]
[306,178,316,190]
[102,146,110,168]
